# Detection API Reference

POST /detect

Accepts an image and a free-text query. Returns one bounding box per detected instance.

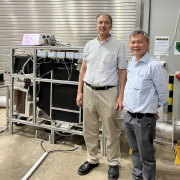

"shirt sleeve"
[83,42,88,61]
[117,43,127,69]
[152,63,169,106]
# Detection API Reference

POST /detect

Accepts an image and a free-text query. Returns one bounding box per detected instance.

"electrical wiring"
[68,59,74,81]
[0,125,8,136]
[159,4,180,60]
[22,56,33,75]
[40,70,52,78]
[36,83,40,97]
[37,58,46,77]
[37,57,42,62]
[0,129,6,136]
[15,49,27,56]
[48,147,79,154]
[40,140,79,154]
[57,67,77,70]
[55,130,73,137]
[153,140,172,147]
[37,57,45,66]
[41,141,46,152]
[62,58,70,80]
[37,57,77,80]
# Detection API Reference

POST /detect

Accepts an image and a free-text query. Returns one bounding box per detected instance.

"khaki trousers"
[83,83,120,165]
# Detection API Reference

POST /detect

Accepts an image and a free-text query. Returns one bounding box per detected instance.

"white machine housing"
[75,53,83,59]
[57,52,65,59]
[48,51,57,58]
[66,52,75,59]
[38,50,48,58]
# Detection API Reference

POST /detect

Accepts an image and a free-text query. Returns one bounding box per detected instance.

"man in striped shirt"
[123,30,169,180]
[76,13,127,180]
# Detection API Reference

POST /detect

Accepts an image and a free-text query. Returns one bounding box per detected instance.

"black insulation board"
[52,110,79,123]
[53,68,79,81]
[35,55,81,123]
[37,74,83,123]
[0,73,3,81]
[37,81,51,116]
[14,56,33,74]
[38,61,58,77]
[52,84,79,111]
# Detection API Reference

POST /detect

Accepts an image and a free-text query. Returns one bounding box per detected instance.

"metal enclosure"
[9,45,85,143]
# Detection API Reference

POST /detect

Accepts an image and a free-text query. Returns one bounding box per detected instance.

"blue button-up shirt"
[123,52,169,114]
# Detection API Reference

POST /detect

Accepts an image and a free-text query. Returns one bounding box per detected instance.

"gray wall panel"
[143,0,180,119]
[0,0,140,96]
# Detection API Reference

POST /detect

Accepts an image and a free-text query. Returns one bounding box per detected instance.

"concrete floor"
[0,108,180,180]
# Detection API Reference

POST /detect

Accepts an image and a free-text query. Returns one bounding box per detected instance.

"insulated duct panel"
[52,110,80,123]
[37,82,51,116]
[53,68,79,82]
[52,84,79,111]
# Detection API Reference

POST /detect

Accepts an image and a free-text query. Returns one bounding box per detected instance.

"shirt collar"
[97,35,112,42]
[132,52,149,64]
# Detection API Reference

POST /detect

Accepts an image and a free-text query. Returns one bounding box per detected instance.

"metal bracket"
[34,130,50,142]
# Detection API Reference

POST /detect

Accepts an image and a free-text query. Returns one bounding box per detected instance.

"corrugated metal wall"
[0,0,141,95]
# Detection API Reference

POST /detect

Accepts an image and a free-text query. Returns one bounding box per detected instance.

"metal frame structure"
[8,45,108,156]
[136,0,144,30]
[8,45,108,155]
[0,84,9,131]
[9,45,95,142]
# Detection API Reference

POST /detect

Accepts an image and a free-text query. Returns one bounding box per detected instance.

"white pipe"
[174,121,180,133]
[21,152,48,180]
[0,96,6,107]
[156,121,173,134]
[156,121,180,134]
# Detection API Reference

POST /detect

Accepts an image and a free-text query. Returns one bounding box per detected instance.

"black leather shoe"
[108,165,119,180]
[78,161,99,175]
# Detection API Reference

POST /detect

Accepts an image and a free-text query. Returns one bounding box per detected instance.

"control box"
[75,53,83,59]
[57,52,65,59]
[66,52,75,59]
[48,51,57,58]
[38,50,48,58]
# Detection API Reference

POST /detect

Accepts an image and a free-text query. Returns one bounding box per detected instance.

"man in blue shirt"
[123,30,169,180]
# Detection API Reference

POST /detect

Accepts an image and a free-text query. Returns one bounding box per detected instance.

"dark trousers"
[123,113,156,180]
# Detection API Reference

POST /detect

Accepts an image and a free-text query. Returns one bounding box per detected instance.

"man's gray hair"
[129,30,149,42]
[96,13,113,24]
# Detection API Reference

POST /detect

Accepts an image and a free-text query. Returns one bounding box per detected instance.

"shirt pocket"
[133,76,151,90]
[103,51,117,67]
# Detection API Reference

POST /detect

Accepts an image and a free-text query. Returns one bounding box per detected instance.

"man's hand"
[156,105,161,119]
[76,92,83,107]
[115,96,124,111]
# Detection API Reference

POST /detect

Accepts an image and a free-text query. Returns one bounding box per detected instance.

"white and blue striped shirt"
[123,52,169,114]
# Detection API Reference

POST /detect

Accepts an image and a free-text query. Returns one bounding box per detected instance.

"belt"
[128,111,155,119]
[85,82,115,90]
